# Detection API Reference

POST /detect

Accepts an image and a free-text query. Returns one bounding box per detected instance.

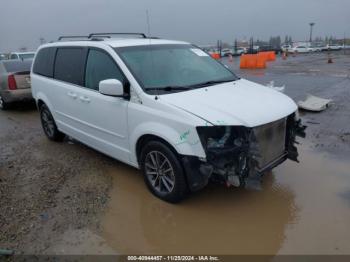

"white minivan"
[31,33,305,203]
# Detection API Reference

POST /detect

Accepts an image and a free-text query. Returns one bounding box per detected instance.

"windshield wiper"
[146,79,237,92]
[146,86,192,92]
[187,79,236,89]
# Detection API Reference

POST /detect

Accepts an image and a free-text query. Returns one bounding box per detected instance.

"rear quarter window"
[54,48,86,86]
[33,47,56,77]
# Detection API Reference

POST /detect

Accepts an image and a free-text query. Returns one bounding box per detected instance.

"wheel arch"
[130,122,205,167]
[136,134,179,165]
[35,92,54,114]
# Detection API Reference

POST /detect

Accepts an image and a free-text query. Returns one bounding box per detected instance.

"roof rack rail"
[57,33,152,42]
[88,33,147,39]
[58,36,89,41]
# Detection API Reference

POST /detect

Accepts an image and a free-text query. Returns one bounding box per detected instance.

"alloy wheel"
[41,108,55,137]
[145,151,175,194]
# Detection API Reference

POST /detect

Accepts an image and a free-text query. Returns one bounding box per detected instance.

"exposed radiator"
[253,118,287,169]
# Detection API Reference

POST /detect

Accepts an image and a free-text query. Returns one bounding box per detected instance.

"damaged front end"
[182,113,306,191]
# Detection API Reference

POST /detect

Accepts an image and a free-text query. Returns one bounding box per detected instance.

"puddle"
[102,142,350,255]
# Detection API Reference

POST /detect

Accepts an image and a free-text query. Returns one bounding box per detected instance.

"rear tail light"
[8,75,17,90]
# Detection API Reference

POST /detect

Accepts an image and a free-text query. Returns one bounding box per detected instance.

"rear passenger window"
[54,48,86,86]
[33,47,56,77]
[85,49,125,90]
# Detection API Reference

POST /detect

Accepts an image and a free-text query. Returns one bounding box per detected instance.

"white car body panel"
[160,79,297,127]
[127,98,208,165]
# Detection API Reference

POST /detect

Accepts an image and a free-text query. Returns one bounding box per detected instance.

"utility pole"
[39,37,46,45]
[309,22,315,43]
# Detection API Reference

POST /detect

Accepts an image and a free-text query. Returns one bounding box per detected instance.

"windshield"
[3,60,32,72]
[115,44,238,93]
[18,53,35,60]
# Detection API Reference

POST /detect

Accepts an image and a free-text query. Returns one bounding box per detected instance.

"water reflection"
[102,163,296,255]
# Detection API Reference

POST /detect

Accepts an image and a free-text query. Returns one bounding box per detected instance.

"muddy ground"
[0,52,350,256]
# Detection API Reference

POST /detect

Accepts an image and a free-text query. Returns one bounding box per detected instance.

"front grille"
[253,118,287,169]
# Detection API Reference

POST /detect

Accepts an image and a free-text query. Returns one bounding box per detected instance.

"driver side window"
[85,49,125,90]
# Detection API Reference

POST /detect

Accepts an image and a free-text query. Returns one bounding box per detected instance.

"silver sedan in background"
[0,59,33,110]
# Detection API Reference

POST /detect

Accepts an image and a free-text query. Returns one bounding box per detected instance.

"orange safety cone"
[211,53,221,60]
[228,54,233,63]
[282,52,287,60]
[328,54,333,63]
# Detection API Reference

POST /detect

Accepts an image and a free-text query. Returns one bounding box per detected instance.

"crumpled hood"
[160,79,297,127]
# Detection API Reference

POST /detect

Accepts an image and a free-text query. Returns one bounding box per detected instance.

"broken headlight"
[196,126,251,155]
[196,126,255,187]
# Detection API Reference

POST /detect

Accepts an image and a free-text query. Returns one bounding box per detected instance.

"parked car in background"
[308,45,322,52]
[259,45,282,54]
[291,46,309,53]
[9,52,36,60]
[0,59,33,109]
[233,47,246,56]
[0,53,8,61]
[281,44,292,53]
[326,44,342,51]
[221,48,233,57]
[245,46,259,54]
[31,33,305,203]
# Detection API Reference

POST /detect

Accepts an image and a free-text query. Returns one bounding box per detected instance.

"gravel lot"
[1,51,350,256]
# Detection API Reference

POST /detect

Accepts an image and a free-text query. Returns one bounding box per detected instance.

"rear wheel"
[39,104,65,141]
[140,141,188,203]
[0,95,9,110]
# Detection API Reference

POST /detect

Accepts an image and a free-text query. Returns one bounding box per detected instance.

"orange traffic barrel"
[240,54,252,68]
[246,55,257,68]
[256,55,266,69]
[258,51,275,61]
[268,51,276,61]
[240,54,265,69]
[239,54,247,68]
[211,53,221,60]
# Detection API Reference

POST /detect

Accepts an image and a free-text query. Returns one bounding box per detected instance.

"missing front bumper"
[183,113,306,191]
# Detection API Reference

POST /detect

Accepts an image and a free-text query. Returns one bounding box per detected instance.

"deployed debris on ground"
[298,94,332,112]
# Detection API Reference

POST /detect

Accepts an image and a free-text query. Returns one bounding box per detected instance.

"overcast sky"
[1,0,349,52]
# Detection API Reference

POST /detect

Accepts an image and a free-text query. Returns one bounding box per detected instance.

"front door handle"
[67,91,77,99]
[79,96,91,103]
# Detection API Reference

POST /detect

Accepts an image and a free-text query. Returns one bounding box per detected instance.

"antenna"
[145,10,158,99]
[146,10,151,36]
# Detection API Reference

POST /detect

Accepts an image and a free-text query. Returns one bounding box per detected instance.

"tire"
[140,140,188,203]
[39,104,65,141]
[0,95,9,110]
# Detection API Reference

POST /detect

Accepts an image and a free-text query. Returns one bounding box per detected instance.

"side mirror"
[99,79,124,97]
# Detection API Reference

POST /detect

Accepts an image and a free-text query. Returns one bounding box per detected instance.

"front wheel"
[140,141,188,203]
[39,104,65,141]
